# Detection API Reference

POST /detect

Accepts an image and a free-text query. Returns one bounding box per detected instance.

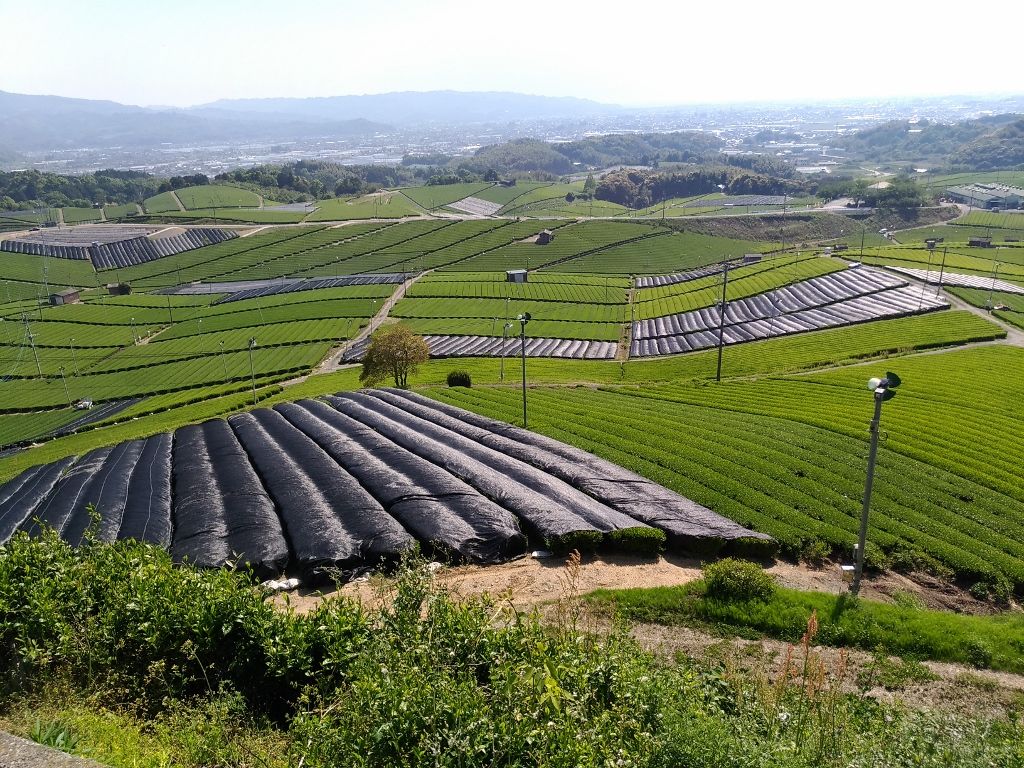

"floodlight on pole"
[517,312,531,428]
[850,371,901,596]
[935,246,948,296]
[131,316,137,345]
[69,337,78,375]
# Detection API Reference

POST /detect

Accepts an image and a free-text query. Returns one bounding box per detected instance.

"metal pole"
[935,247,948,296]
[131,317,137,344]
[248,337,257,406]
[28,331,41,378]
[500,324,509,381]
[70,338,78,375]
[986,262,1000,311]
[219,341,228,379]
[715,261,730,382]
[59,366,71,406]
[851,391,884,595]
[167,296,174,324]
[919,247,934,311]
[520,325,528,428]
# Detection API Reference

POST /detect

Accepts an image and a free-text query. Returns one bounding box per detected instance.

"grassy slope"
[589,579,1024,673]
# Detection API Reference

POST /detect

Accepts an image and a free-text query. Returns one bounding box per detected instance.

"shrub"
[800,538,831,567]
[606,526,666,557]
[966,638,994,669]
[702,558,777,602]
[445,370,472,388]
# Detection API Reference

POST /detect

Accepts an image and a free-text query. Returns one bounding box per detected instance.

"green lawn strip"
[142,191,182,213]
[398,182,495,209]
[306,192,425,221]
[117,226,331,287]
[0,342,328,412]
[588,581,1024,673]
[0,410,84,448]
[174,184,261,209]
[554,230,777,275]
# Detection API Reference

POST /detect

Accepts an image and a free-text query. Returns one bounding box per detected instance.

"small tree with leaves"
[359,324,430,389]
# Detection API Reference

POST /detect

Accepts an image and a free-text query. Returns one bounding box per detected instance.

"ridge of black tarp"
[374,389,772,548]
[323,393,644,543]
[118,432,173,547]
[61,439,148,547]
[276,400,527,564]
[23,447,116,538]
[0,458,76,544]
[172,419,288,578]
[228,408,415,575]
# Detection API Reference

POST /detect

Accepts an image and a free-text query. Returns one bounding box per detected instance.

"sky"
[2,0,1022,108]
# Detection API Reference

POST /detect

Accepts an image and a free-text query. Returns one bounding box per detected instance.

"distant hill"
[0,90,390,154]
[834,114,1024,167]
[195,90,621,125]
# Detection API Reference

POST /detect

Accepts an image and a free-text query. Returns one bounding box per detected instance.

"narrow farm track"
[170,191,185,212]
[311,270,431,376]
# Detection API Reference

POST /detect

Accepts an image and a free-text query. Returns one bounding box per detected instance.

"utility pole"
[69,337,78,374]
[851,373,900,595]
[167,295,174,324]
[248,337,258,406]
[59,366,71,406]
[715,261,731,382]
[986,261,1001,312]
[935,246,948,296]
[28,331,41,378]
[219,340,228,379]
[500,321,512,381]
[131,316,138,345]
[518,313,531,427]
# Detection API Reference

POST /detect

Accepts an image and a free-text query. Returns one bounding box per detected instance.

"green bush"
[445,370,472,387]
[606,526,666,557]
[702,558,777,602]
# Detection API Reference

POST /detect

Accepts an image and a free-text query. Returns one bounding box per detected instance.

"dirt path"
[310,270,430,376]
[170,191,185,212]
[279,553,1023,717]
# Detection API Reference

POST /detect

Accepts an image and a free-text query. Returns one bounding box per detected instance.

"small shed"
[742,253,763,264]
[536,229,554,245]
[49,288,81,306]
[506,269,528,284]
[106,282,132,296]
[968,236,993,248]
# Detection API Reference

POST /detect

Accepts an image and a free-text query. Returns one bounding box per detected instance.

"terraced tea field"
[173,184,262,209]
[431,343,1024,588]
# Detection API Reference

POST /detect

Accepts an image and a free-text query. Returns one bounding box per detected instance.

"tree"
[359,324,430,389]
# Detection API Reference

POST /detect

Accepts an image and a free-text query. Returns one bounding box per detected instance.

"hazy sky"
[3,0,1021,107]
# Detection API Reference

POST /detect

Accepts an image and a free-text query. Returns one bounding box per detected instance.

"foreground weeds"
[1,533,1022,767]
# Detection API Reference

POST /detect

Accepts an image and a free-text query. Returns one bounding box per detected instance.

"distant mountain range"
[194,90,620,125]
[0,89,621,159]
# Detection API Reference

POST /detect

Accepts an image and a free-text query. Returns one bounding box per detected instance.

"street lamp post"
[247,337,258,406]
[850,372,901,595]
[517,312,531,427]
